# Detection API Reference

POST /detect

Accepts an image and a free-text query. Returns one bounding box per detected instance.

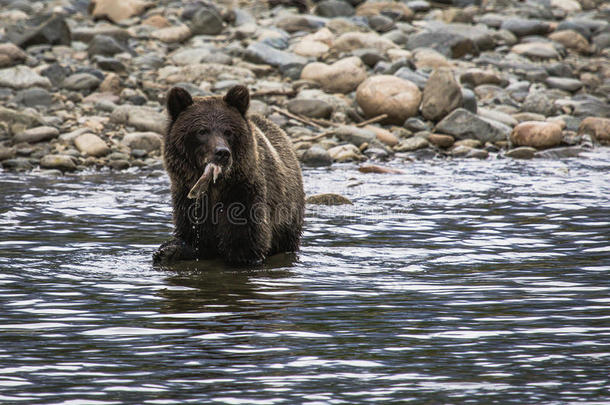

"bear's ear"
[223,85,249,116]
[167,87,193,122]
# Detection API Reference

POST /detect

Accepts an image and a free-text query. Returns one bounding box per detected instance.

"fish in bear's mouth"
[187,162,223,199]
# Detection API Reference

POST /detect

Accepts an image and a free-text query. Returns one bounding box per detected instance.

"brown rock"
[151,25,192,43]
[421,68,463,121]
[428,133,454,148]
[356,75,422,125]
[99,72,121,94]
[460,68,507,87]
[0,43,27,68]
[510,121,563,149]
[511,42,560,59]
[549,30,590,54]
[364,125,399,146]
[74,133,110,157]
[356,1,414,20]
[578,117,610,144]
[89,0,153,23]
[142,15,170,28]
[306,193,352,205]
[413,48,451,70]
[300,57,367,94]
[332,32,398,54]
[358,164,404,174]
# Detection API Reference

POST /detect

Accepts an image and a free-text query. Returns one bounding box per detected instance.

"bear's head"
[165,85,252,196]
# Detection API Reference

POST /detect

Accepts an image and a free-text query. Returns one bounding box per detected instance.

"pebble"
[394,136,429,152]
[40,154,77,171]
[62,73,102,92]
[14,126,59,143]
[505,146,537,159]
[545,77,583,92]
[306,193,353,205]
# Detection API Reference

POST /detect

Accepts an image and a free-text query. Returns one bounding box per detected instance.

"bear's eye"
[197,129,209,137]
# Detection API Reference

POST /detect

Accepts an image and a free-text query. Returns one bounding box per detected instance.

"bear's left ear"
[167,87,193,122]
[224,85,249,116]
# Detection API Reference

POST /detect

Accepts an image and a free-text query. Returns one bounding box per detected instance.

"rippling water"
[1,150,610,404]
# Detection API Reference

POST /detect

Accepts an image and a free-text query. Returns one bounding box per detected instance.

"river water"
[1,150,609,404]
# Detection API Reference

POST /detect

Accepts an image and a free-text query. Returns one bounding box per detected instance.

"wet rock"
[364,125,399,146]
[109,159,130,170]
[306,193,352,205]
[302,145,332,167]
[461,88,477,114]
[0,146,16,161]
[500,18,551,37]
[578,117,610,144]
[62,73,101,92]
[356,75,422,125]
[328,144,363,162]
[287,99,333,119]
[460,68,507,88]
[245,42,308,72]
[427,133,454,148]
[0,66,51,89]
[466,149,489,159]
[110,105,165,134]
[89,0,153,23]
[151,25,192,43]
[121,132,162,152]
[6,13,71,48]
[40,154,76,171]
[406,30,477,58]
[549,30,590,54]
[535,146,583,159]
[511,42,561,59]
[301,57,367,94]
[189,6,224,35]
[87,35,128,57]
[404,117,430,132]
[510,121,563,149]
[505,146,536,159]
[74,133,110,157]
[333,126,376,147]
[394,136,429,152]
[545,77,583,92]
[358,164,403,174]
[333,32,398,54]
[435,108,510,143]
[421,68,463,122]
[14,87,53,108]
[14,126,59,143]
[0,106,45,129]
[2,157,33,171]
[315,0,355,17]
[0,43,27,68]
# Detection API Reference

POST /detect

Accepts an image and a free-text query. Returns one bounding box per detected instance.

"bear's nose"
[214,147,231,163]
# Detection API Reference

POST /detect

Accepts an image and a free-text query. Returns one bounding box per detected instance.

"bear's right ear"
[167,87,193,122]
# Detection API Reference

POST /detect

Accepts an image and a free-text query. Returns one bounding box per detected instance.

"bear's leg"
[153,238,197,264]
[217,211,272,265]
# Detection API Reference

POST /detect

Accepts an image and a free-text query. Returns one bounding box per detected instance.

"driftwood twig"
[356,114,388,127]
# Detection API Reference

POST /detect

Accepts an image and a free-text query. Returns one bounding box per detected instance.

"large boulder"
[301,57,367,94]
[435,108,511,143]
[510,121,563,149]
[356,75,422,124]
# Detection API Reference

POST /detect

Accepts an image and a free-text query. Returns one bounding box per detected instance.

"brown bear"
[153,85,305,265]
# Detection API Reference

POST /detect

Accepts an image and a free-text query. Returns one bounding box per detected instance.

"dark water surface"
[1,150,610,404]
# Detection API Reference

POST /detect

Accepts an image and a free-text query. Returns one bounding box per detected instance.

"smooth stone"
[328,144,363,162]
[189,6,223,35]
[460,68,507,88]
[358,164,403,174]
[364,125,399,146]
[578,117,610,144]
[477,108,518,127]
[306,193,352,206]
[0,106,45,128]
[332,32,398,54]
[333,126,376,147]
[450,145,473,157]
[94,56,126,72]
[0,146,16,161]
[545,77,583,92]
[549,30,590,54]
[421,68,463,122]
[461,88,477,114]
[74,133,110,157]
[171,48,232,66]
[522,91,556,116]
[89,0,152,23]
[435,108,510,143]
[40,154,76,171]
[302,145,332,167]
[287,99,333,119]
[109,159,130,170]
[407,0,430,11]
[505,146,536,159]
[301,57,367,94]
[355,2,414,20]
[454,139,482,148]
[405,30,477,58]
[151,25,192,43]
[0,66,51,89]
[0,43,27,68]
[14,87,53,108]
[352,48,386,67]
[62,73,101,91]
[550,0,581,13]
[275,15,325,33]
[158,63,254,84]
[394,136,429,152]
[511,42,560,59]
[404,117,430,132]
[121,132,162,152]
[394,67,429,90]
[2,157,33,170]
[315,0,355,17]
[535,146,583,159]
[110,105,165,134]
[510,121,563,149]
[412,48,451,70]
[71,26,131,43]
[6,13,70,48]
[87,35,127,56]
[356,75,422,125]
[14,126,59,143]
[427,133,454,148]
[245,42,308,71]
[466,149,489,159]
[500,18,551,37]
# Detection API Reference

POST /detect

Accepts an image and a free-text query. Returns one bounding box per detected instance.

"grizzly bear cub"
[153,85,305,265]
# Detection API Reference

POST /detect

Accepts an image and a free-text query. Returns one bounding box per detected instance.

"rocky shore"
[0,0,609,175]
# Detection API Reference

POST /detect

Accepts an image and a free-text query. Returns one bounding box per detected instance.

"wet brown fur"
[154,85,305,265]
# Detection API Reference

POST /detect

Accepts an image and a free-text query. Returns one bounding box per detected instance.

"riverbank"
[0,0,609,174]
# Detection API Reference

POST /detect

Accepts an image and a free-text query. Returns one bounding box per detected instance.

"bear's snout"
[214,146,231,164]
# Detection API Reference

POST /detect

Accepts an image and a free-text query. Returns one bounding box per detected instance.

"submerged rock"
[306,193,353,205]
